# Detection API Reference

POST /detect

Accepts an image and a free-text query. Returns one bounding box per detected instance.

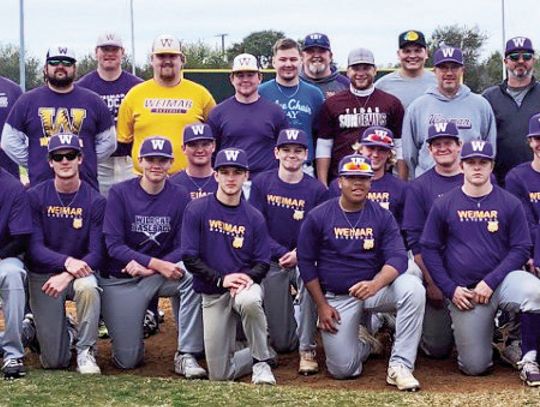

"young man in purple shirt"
[100,137,205,379]
[1,45,116,190]
[207,53,288,198]
[298,154,425,391]
[421,140,540,379]
[27,133,105,374]
[181,148,276,385]
[250,129,327,375]
[170,123,218,199]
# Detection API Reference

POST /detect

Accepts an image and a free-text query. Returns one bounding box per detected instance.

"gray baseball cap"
[348,48,375,67]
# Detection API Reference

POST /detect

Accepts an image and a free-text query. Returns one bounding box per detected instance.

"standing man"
[298,153,425,390]
[1,45,116,190]
[27,133,105,374]
[316,48,405,185]
[100,137,205,378]
[402,46,496,179]
[117,34,216,175]
[181,148,276,385]
[0,75,23,177]
[483,36,540,185]
[259,39,325,175]
[78,32,143,197]
[249,129,327,374]
[299,33,349,99]
[421,140,540,378]
[208,53,288,197]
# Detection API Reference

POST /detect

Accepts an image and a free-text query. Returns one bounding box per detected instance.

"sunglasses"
[48,59,75,67]
[342,161,372,172]
[507,52,534,62]
[50,152,80,162]
[364,132,394,146]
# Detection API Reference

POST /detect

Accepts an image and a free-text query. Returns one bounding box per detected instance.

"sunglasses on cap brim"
[48,59,75,67]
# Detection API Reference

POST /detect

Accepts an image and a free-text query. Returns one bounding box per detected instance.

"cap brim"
[139,153,174,158]
[48,146,81,153]
[231,68,260,73]
[527,132,540,138]
[361,141,393,149]
[184,136,215,145]
[339,171,373,177]
[427,134,460,143]
[152,50,182,55]
[399,41,426,49]
[214,163,249,170]
[434,59,464,66]
[302,45,331,51]
[348,60,375,67]
[461,154,494,160]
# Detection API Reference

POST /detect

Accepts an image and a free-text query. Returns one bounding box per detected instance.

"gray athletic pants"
[29,273,100,369]
[0,258,26,360]
[322,274,425,379]
[295,268,318,352]
[100,271,203,369]
[202,284,274,381]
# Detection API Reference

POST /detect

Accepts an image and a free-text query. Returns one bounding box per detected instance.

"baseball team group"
[0,27,539,392]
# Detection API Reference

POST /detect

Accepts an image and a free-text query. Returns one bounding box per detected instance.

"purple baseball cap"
[302,33,331,51]
[460,140,495,161]
[338,154,374,177]
[276,129,309,148]
[505,37,534,56]
[527,113,540,137]
[139,136,174,158]
[48,133,82,153]
[214,148,249,170]
[427,121,460,143]
[183,123,215,145]
[360,126,394,149]
[433,47,464,66]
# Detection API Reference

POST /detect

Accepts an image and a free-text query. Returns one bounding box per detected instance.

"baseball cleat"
[252,362,276,385]
[2,358,26,380]
[21,313,40,354]
[98,320,109,339]
[358,324,384,356]
[174,352,207,379]
[143,310,159,338]
[386,364,420,391]
[518,360,540,387]
[298,350,319,375]
[76,348,101,374]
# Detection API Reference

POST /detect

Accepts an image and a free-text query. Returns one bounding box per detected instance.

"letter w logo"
[225,150,239,161]
[191,125,206,136]
[239,57,252,66]
[161,38,173,47]
[58,47,68,55]
[285,129,299,140]
[151,139,165,150]
[351,157,363,165]
[58,134,73,144]
[441,48,455,58]
[470,140,486,151]
[374,129,388,138]
[512,37,526,47]
[434,122,448,132]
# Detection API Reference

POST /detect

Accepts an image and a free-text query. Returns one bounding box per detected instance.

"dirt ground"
[1,300,526,393]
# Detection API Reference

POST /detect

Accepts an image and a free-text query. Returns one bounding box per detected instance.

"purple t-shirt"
[169,170,218,200]
[505,162,540,236]
[298,198,407,294]
[181,195,271,295]
[207,96,288,175]
[420,186,531,298]
[103,177,189,278]
[27,180,106,274]
[5,85,114,190]
[0,168,32,246]
[250,170,327,260]
[0,77,22,177]
[77,70,142,157]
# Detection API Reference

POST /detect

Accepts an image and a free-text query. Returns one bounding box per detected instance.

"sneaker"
[386,363,420,391]
[358,324,384,356]
[77,348,101,374]
[493,339,522,368]
[158,308,165,323]
[143,310,159,338]
[98,320,109,339]
[252,361,276,385]
[298,350,319,375]
[2,358,26,380]
[518,360,540,387]
[21,313,40,354]
[174,352,207,379]
[67,314,78,350]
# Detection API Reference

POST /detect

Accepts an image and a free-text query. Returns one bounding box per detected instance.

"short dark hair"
[272,38,301,56]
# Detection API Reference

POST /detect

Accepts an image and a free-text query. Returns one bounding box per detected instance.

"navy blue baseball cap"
[427,122,460,143]
[183,123,215,145]
[302,33,331,51]
[433,47,464,66]
[338,154,374,177]
[214,148,249,170]
[399,30,427,49]
[505,36,534,56]
[48,133,82,153]
[360,126,394,149]
[276,129,309,148]
[527,113,540,137]
[460,140,495,161]
[139,136,174,158]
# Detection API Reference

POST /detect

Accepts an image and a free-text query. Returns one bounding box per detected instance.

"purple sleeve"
[535,226,540,266]
[94,93,115,134]
[379,212,408,274]
[180,201,202,258]
[297,212,321,284]
[207,109,221,150]
[104,187,152,267]
[81,197,105,270]
[403,182,424,255]
[505,170,537,239]
[9,186,32,236]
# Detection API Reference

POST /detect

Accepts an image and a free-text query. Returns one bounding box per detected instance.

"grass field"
[1,370,539,407]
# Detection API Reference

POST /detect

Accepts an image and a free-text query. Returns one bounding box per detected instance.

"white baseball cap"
[152,34,182,55]
[231,53,260,72]
[96,32,123,48]
[46,45,76,62]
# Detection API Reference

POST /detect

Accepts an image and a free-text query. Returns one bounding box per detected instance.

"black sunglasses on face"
[48,59,75,67]
[50,152,80,162]
[507,52,534,62]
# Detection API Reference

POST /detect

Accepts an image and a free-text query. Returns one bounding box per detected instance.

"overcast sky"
[1,0,539,69]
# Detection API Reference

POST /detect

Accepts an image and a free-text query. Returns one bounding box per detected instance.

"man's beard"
[47,73,74,88]
[306,61,328,76]
[508,67,533,80]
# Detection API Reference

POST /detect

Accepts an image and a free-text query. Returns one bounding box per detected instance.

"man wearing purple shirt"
[298,154,424,391]
[77,33,143,197]
[181,148,276,385]
[170,123,218,200]
[250,129,327,375]
[100,137,205,379]
[421,140,540,378]
[27,133,105,375]
[207,53,288,198]
[1,45,116,190]
[0,76,22,177]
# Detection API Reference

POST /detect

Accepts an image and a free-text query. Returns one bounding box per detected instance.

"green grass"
[1,370,539,407]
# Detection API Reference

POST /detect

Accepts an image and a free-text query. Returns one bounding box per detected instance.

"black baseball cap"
[398,30,427,49]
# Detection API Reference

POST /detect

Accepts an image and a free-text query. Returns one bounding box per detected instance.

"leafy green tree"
[227,30,285,68]
[0,44,42,90]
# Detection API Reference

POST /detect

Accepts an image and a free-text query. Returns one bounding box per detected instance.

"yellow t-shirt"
[117,78,216,174]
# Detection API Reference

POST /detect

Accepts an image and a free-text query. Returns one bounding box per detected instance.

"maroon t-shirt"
[318,88,404,178]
